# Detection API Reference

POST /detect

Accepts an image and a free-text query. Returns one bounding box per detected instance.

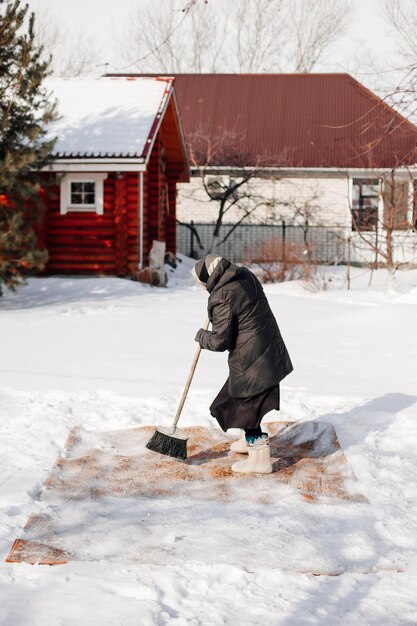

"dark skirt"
[209,378,280,432]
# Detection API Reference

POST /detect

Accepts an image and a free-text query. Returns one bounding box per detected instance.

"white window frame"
[60,173,108,215]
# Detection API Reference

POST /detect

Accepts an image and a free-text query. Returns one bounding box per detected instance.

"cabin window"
[70,181,95,206]
[351,179,379,231]
[60,173,107,215]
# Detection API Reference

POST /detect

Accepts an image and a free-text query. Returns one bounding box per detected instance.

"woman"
[193,254,293,474]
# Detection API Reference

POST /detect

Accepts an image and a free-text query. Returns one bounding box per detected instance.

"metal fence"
[177,222,349,264]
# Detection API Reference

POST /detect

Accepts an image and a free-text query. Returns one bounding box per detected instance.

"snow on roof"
[44,77,173,159]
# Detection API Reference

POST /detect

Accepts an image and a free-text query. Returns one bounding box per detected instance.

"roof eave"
[170,88,191,182]
[189,165,417,177]
[42,158,147,172]
[141,78,175,165]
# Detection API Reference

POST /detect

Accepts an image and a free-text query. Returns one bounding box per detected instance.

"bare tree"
[118,0,222,73]
[340,1,417,114]
[117,0,352,73]
[348,168,417,289]
[233,0,287,72]
[270,184,324,263]
[31,3,102,76]
[235,183,337,287]
[380,0,417,120]
[179,131,277,253]
[286,0,352,72]
[383,0,417,61]
[57,31,102,77]
[31,4,61,55]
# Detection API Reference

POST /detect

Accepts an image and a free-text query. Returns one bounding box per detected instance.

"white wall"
[177,173,417,265]
[177,174,350,227]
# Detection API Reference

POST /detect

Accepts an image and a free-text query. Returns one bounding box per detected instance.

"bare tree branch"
[216,201,273,246]
[233,0,286,72]
[383,0,417,61]
[118,0,220,73]
[32,3,101,76]
[175,219,204,249]
[117,0,353,73]
[287,0,353,72]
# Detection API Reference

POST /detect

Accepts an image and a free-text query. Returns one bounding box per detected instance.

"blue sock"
[245,427,266,444]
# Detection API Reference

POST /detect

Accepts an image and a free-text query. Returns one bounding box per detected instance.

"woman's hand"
[195,328,206,343]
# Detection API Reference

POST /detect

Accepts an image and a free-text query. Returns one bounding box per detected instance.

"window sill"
[67,206,98,211]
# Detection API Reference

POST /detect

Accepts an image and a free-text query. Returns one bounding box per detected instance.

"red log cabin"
[39,76,190,276]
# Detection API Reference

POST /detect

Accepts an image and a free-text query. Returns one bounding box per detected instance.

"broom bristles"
[146,427,188,460]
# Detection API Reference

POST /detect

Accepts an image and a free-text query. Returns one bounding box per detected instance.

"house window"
[70,181,96,206]
[206,177,224,200]
[383,178,409,230]
[351,179,379,231]
[60,173,108,215]
[413,180,417,230]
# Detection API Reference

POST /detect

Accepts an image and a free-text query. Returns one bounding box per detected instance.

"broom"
[146,318,210,460]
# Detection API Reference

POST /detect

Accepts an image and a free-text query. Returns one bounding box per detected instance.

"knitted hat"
[193,255,222,285]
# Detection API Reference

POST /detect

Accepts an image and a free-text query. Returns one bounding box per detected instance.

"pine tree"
[0,0,58,294]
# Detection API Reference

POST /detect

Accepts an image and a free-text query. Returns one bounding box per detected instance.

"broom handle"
[172,318,210,431]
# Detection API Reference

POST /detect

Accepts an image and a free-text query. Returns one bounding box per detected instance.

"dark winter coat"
[195,259,293,398]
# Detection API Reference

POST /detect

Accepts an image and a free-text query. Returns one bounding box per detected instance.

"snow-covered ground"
[1,257,417,625]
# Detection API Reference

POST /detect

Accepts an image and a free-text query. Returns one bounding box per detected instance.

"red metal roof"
[107,73,417,169]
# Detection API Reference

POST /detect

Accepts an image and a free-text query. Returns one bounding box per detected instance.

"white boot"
[230,430,248,454]
[231,434,273,474]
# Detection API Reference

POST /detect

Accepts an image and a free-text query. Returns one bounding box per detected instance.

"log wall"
[41,132,179,275]
[43,172,140,276]
[145,134,177,262]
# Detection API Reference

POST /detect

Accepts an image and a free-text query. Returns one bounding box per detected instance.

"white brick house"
[114,73,417,265]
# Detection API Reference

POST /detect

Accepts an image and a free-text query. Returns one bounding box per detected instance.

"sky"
[26,0,403,91]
